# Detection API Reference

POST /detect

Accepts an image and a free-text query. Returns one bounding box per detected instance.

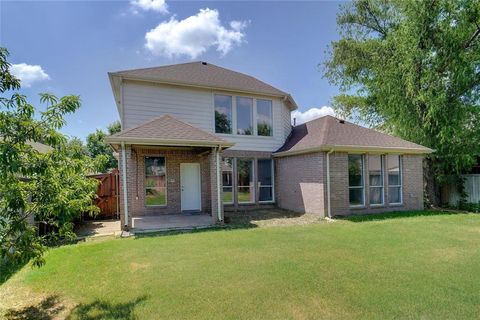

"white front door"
[180,163,201,212]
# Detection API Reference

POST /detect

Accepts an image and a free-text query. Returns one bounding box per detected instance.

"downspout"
[326,149,334,219]
[216,146,223,222]
[121,141,129,229]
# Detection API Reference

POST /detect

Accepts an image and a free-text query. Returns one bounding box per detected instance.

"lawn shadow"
[66,295,148,320]
[0,260,28,286]
[337,209,467,223]
[3,295,64,320]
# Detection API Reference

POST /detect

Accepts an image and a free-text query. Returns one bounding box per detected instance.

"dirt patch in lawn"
[0,284,75,320]
[225,209,326,228]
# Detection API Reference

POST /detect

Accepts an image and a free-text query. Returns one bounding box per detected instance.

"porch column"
[119,143,133,229]
[209,147,224,223]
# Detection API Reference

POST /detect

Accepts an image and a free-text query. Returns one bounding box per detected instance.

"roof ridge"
[112,115,170,137]
[165,113,228,142]
[110,61,201,75]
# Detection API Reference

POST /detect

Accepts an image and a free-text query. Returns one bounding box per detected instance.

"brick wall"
[119,145,218,227]
[275,152,326,217]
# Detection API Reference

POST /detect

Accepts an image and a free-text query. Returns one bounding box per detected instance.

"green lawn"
[2,210,480,319]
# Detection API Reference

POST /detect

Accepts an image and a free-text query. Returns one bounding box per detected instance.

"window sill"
[388,203,404,207]
[350,205,366,210]
[370,204,385,208]
[216,133,274,139]
[145,205,168,208]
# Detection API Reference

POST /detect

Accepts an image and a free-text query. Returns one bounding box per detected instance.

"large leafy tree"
[0,48,99,267]
[86,121,120,172]
[324,0,480,206]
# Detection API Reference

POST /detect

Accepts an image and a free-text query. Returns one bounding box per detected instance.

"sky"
[0,0,345,140]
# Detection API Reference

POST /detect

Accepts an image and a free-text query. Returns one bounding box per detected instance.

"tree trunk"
[423,158,440,207]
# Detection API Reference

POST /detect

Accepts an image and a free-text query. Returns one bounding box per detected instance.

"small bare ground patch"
[226,209,325,228]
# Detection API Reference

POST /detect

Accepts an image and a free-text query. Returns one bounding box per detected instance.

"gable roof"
[275,115,433,156]
[105,114,234,148]
[109,62,297,112]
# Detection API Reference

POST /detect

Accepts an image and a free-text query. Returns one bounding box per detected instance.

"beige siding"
[122,80,292,152]
[123,81,213,132]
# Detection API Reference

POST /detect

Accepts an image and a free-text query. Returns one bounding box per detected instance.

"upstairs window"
[257,99,273,136]
[145,156,166,206]
[369,155,384,205]
[348,154,365,206]
[222,157,233,204]
[387,155,402,204]
[236,97,253,135]
[215,95,232,134]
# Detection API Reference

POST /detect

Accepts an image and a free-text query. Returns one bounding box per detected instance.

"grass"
[2,210,480,319]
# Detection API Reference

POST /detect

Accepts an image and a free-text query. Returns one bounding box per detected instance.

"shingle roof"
[106,114,233,147]
[109,61,297,109]
[275,115,432,156]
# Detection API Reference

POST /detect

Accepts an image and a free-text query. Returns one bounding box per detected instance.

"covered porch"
[106,115,234,231]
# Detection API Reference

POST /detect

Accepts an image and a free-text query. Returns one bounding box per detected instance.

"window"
[222,157,233,204]
[236,97,253,135]
[258,159,273,202]
[237,158,254,203]
[257,99,273,136]
[215,95,232,134]
[387,155,402,204]
[348,154,365,206]
[369,155,384,205]
[145,156,166,206]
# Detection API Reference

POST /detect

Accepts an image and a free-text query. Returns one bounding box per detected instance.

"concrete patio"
[132,214,213,232]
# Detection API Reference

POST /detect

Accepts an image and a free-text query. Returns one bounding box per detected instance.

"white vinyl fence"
[444,174,480,206]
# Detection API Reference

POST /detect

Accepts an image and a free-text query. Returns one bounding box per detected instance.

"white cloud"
[292,106,336,125]
[130,0,168,14]
[10,63,50,88]
[145,8,248,58]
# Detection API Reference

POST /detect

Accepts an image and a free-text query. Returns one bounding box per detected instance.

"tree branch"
[464,22,480,49]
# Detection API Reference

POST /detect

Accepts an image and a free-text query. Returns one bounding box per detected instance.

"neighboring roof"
[105,114,234,148]
[275,115,433,156]
[108,61,297,112]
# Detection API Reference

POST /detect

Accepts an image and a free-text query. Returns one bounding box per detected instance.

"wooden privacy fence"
[87,169,120,219]
[442,174,480,205]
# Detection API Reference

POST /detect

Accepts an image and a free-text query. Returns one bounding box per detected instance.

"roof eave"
[105,136,235,148]
[273,144,434,157]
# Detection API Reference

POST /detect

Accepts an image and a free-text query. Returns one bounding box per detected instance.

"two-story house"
[106,62,432,230]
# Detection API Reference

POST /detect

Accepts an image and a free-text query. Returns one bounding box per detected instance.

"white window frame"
[144,155,167,207]
[387,155,403,205]
[258,159,275,203]
[348,154,365,207]
[368,155,384,206]
[236,158,255,204]
[221,157,234,205]
[212,92,274,138]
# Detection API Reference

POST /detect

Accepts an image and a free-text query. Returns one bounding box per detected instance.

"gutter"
[273,145,434,158]
[121,142,129,229]
[326,149,334,219]
[105,137,234,148]
[216,146,223,222]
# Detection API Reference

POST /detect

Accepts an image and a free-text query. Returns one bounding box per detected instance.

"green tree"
[0,48,99,267]
[215,110,231,133]
[86,121,120,172]
[324,0,480,206]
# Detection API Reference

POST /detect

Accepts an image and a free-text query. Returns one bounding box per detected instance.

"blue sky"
[1,0,344,140]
